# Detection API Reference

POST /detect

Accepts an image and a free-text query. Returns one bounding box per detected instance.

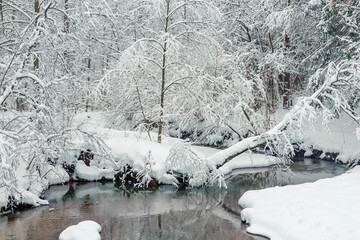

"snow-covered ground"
[70,112,279,184]
[239,166,360,240]
[219,153,280,176]
[57,111,360,185]
[300,114,360,163]
[4,110,280,210]
[2,109,358,210]
[275,109,360,163]
[1,112,280,210]
[59,220,101,240]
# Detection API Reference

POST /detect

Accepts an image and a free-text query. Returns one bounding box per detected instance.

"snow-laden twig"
[212,61,360,167]
[166,142,226,188]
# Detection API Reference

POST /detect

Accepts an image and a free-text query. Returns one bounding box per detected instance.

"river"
[0,158,346,240]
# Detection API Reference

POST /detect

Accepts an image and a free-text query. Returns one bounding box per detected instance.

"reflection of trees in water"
[114,182,227,210]
[101,209,255,240]
[223,168,295,214]
[114,182,158,198]
[1,162,345,240]
[62,184,75,201]
[54,171,293,238]
[95,185,253,239]
[251,168,294,187]
[229,167,295,192]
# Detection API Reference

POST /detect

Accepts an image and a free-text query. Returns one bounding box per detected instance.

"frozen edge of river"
[239,166,360,240]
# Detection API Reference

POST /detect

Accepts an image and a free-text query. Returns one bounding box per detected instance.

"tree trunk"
[136,84,152,141]
[0,0,3,35]
[34,0,40,69]
[282,72,291,108]
[64,0,69,33]
[85,58,91,112]
[63,0,71,72]
[157,0,170,143]
[282,0,291,108]
[268,32,274,53]
[213,75,335,168]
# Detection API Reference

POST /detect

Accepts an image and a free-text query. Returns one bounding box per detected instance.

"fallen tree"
[212,60,360,168]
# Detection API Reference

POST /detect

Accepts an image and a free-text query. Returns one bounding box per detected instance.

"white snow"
[239,166,360,240]
[70,112,278,184]
[157,173,179,185]
[43,165,70,185]
[0,112,279,210]
[13,162,49,207]
[73,127,277,184]
[75,161,115,181]
[21,190,49,207]
[59,220,101,240]
[274,109,360,163]
[0,188,7,208]
[300,114,360,163]
[3,108,357,210]
[219,153,279,175]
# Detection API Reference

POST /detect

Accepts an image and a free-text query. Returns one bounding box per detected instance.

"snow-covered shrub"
[0,162,21,209]
[166,142,226,188]
[134,151,155,188]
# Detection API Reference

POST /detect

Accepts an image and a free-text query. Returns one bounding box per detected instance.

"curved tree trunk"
[213,74,340,168]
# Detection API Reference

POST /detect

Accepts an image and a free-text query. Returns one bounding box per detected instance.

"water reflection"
[0,158,346,240]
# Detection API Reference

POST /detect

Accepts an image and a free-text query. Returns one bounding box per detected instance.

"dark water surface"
[0,158,346,240]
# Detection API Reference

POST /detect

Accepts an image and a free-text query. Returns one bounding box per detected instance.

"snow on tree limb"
[213,61,360,167]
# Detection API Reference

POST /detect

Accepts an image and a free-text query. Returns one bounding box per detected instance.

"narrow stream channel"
[0,158,346,240]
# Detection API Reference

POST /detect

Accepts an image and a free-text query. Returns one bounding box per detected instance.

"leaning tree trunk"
[213,74,340,168]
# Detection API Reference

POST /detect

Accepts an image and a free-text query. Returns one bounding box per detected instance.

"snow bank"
[59,220,101,240]
[300,114,360,163]
[43,165,70,185]
[239,166,360,240]
[219,153,279,175]
[71,112,278,184]
[5,163,50,208]
[0,111,288,210]
[0,188,7,208]
[75,161,115,181]
[102,130,176,179]
[21,190,49,207]
[275,109,360,163]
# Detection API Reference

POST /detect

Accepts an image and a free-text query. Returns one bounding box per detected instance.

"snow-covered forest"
[0,0,359,239]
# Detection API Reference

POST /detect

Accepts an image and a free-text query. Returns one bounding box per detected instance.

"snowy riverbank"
[71,112,280,183]
[1,110,358,211]
[1,112,279,210]
[239,166,360,240]
[275,109,360,164]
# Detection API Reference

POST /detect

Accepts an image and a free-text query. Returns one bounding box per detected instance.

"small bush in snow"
[166,142,226,188]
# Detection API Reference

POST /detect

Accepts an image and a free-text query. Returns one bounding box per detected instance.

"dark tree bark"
[157,0,171,143]
[0,0,3,35]
[85,58,91,112]
[34,0,40,69]
[64,0,69,33]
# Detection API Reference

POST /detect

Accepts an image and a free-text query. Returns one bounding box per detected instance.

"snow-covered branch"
[212,60,360,167]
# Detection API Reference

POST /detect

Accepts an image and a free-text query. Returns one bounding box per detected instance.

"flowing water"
[0,158,346,240]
